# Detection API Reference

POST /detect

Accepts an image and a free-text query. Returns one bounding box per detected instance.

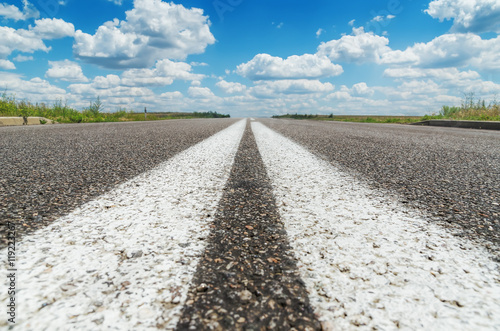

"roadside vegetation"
[0,92,230,124]
[422,93,500,122]
[274,93,500,124]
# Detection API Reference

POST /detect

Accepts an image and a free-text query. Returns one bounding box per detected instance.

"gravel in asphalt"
[0,119,237,249]
[260,119,500,255]
[177,121,321,331]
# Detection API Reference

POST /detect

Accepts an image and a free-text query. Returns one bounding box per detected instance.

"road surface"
[1,118,499,330]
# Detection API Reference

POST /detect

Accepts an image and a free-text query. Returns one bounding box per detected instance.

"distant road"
[1,118,499,330]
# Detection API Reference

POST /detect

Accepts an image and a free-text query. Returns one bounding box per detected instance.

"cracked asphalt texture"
[260,119,500,257]
[177,122,320,331]
[0,119,237,249]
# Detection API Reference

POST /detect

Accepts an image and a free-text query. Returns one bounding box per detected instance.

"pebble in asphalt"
[177,122,321,331]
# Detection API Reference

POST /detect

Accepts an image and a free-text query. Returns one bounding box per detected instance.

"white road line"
[1,119,246,330]
[252,121,500,330]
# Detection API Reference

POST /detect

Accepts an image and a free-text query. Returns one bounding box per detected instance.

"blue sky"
[1,0,499,117]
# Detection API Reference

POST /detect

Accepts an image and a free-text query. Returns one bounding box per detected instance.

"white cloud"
[31,18,75,39]
[426,0,500,33]
[327,83,374,100]
[190,62,208,67]
[107,0,123,5]
[13,54,33,62]
[383,67,480,81]
[0,0,39,21]
[46,60,88,82]
[399,80,445,95]
[0,72,67,101]
[371,14,395,22]
[0,26,49,58]
[251,79,334,97]
[316,28,324,38]
[216,80,246,94]
[0,18,74,60]
[120,59,205,87]
[327,90,352,101]
[236,53,343,80]
[68,81,156,111]
[73,0,215,69]
[188,86,216,99]
[92,75,121,89]
[352,82,374,96]
[160,91,183,99]
[381,33,500,70]
[0,59,15,69]
[317,27,391,64]
[348,19,355,26]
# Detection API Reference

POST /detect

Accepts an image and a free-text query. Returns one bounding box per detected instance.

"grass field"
[0,93,229,124]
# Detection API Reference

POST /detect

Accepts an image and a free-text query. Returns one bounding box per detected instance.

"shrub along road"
[1,118,499,330]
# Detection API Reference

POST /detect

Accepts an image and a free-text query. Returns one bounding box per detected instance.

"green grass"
[422,105,500,122]
[0,93,230,124]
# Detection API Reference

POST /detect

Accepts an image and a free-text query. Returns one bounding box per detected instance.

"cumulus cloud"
[0,59,15,69]
[381,33,500,70]
[13,55,33,62]
[0,72,67,102]
[91,75,121,89]
[236,53,343,80]
[188,86,216,99]
[31,18,75,39]
[352,82,374,96]
[161,91,183,99]
[120,59,205,87]
[46,60,88,82]
[0,0,39,21]
[60,58,204,109]
[371,14,395,23]
[0,27,48,60]
[251,79,334,97]
[327,83,374,100]
[383,67,480,81]
[0,18,75,60]
[426,0,500,33]
[68,80,155,109]
[73,0,215,69]
[216,80,246,94]
[317,27,391,64]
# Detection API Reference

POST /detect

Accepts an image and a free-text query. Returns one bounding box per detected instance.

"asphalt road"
[0,119,238,248]
[260,118,500,253]
[1,118,499,330]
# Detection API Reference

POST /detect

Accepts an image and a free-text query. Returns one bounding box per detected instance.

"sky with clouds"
[0,0,499,117]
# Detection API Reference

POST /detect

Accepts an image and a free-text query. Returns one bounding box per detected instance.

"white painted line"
[252,122,500,330]
[1,119,246,330]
